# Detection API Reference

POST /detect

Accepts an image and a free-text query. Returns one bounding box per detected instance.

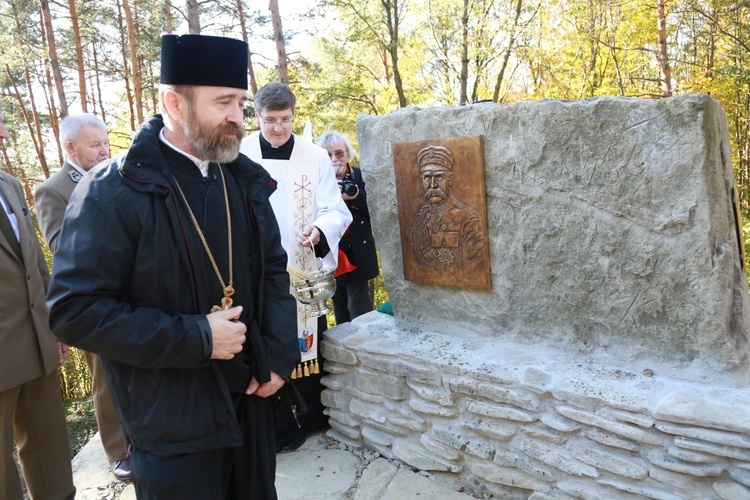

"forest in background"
[1,0,749,399]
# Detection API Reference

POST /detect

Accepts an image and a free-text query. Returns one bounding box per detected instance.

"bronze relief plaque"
[392,136,491,290]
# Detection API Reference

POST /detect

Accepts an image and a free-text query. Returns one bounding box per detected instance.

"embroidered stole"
[261,157,322,378]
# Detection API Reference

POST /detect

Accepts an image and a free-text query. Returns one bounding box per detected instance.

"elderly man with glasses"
[317,131,379,326]
[240,82,351,453]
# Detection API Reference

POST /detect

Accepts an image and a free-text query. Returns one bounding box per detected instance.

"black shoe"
[111,458,132,482]
[277,435,306,453]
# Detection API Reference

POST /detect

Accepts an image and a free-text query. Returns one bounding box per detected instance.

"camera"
[341,174,358,196]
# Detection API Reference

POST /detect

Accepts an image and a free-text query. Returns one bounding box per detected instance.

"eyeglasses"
[327,149,347,159]
[259,116,294,128]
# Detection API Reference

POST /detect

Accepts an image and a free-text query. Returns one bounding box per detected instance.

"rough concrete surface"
[357,94,750,376]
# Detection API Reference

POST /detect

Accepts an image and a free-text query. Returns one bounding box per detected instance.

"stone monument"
[321,95,750,498]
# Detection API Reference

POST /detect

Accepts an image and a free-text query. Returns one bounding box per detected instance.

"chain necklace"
[172,165,235,312]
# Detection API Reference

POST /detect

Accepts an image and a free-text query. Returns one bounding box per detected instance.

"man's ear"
[65,140,75,158]
[163,89,185,123]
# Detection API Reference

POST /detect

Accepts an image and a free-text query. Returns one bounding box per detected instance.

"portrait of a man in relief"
[409,145,485,269]
[393,136,491,290]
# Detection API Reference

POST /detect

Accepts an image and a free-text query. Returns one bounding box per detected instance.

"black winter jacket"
[337,165,379,284]
[47,115,298,455]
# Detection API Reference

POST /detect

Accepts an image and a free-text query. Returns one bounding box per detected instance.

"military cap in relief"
[418,145,454,171]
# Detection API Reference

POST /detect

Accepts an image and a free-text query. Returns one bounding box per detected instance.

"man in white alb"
[240,82,351,451]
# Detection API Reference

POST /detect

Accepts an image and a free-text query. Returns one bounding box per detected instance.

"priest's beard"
[183,106,244,163]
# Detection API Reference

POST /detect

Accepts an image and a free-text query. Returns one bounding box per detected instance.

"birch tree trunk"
[117,0,136,131]
[493,0,523,102]
[384,0,407,108]
[704,0,717,77]
[9,8,49,175]
[656,0,672,97]
[459,0,470,105]
[92,42,106,122]
[1,145,16,178]
[23,66,49,177]
[122,0,144,125]
[68,0,88,112]
[39,0,68,118]
[6,66,48,178]
[40,58,63,165]
[388,0,408,108]
[236,0,258,94]
[187,0,201,34]
[166,0,173,33]
[269,0,288,83]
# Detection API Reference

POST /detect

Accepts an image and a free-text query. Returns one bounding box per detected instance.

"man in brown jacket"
[35,112,131,481]
[0,109,75,499]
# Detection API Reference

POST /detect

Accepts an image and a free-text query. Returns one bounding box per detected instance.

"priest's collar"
[259,133,294,160]
[159,127,211,177]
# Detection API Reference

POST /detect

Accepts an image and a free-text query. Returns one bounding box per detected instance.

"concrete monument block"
[322,96,750,496]
[357,94,750,373]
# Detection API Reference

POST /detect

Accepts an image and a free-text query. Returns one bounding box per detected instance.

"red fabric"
[335,249,357,277]
[335,163,357,278]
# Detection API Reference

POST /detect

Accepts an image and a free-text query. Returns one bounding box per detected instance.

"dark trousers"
[332,275,373,324]
[132,394,277,500]
[131,446,234,500]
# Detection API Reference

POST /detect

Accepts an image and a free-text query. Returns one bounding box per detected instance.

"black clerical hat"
[160,34,248,89]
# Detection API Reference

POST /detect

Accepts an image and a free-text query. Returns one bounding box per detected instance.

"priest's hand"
[207,306,246,359]
[298,224,320,246]
[244,371,286,397]
[57,341,70,365]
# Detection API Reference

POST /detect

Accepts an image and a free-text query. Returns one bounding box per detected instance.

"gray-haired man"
[35,113,131,481]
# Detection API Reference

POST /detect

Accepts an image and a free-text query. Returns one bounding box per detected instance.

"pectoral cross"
[211,285,236,312]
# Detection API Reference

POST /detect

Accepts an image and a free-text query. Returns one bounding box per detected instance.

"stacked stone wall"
[323,315,750,499]
[330,95,750,497]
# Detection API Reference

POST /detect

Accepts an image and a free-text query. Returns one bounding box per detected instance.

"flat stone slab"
[72,431,474,499]
[71,432,132,499]
[355,458,399,500]
[379,468,470,500]
[275,437,360,499]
